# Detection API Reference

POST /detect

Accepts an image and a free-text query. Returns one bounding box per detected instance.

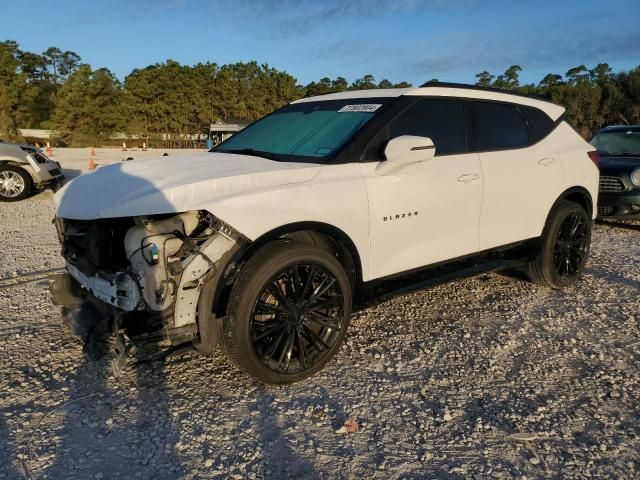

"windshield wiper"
[217,148,280,161]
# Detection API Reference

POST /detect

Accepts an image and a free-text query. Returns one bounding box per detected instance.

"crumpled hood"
[55,152,321,220]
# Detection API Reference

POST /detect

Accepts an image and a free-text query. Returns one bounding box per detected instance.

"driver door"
[360,98,483,279]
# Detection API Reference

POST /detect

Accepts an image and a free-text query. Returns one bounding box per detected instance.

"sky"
[3,0,639,86]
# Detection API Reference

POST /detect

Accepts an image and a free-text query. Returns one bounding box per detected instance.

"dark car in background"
[590,125,640,219]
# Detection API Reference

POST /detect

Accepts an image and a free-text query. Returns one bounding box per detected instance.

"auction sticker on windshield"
[338,104,382,113]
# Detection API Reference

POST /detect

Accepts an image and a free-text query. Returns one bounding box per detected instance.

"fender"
[207,221,364,320]
[549,186,594,219]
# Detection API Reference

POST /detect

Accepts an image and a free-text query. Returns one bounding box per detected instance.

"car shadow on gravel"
[253,387,318,478]
[0,404,21,478]
[43,331,187,479]
[589,261,640,291]
[596,219,640,232]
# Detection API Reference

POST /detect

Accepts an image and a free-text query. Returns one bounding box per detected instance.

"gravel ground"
[1,150,639,479]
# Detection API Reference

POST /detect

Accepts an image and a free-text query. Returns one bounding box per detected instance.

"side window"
[364,99,467,159]
[522,106,555,142]
[473,102,530,150]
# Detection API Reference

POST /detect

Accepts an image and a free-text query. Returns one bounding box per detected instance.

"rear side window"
[522,106,555,142]
[473,102,530,150]
[364,98,467,158]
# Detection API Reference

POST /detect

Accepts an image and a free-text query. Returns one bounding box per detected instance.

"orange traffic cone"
[90,147,96,156]
[88,158,96,171]
[142,142,147,151]
[46,141,53,157]
[121,142,127,151]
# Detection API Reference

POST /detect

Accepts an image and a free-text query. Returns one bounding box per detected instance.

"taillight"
[588,150,600,167]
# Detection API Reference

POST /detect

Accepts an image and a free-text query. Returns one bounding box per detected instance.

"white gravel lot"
[1,149,639,479]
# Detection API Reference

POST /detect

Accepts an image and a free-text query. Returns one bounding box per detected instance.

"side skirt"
[354,239,537,311]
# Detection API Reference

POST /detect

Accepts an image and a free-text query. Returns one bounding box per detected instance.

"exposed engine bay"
[51,211,246,353]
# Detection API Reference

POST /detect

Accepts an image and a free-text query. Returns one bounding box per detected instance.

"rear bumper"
[597,190,640,218]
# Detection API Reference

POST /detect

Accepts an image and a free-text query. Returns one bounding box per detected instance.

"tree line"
[1,40,639,146]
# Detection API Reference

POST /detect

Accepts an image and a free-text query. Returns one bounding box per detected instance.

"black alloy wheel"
[552,212,590,278]
[222,241,352,384]
[525,200,592,288]
[250,263,344,375]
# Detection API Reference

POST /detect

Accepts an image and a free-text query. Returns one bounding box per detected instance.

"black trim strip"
[410,145,435,151]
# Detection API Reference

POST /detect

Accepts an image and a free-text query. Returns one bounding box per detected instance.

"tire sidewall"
[224,243,352,384]
[539,202,592,288]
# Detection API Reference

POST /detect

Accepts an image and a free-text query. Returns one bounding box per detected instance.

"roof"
[295,83,565,120]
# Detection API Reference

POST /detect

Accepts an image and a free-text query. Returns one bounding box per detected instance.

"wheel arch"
[552,186,594,219]
[210,221,363,318]
[0,160,37,181]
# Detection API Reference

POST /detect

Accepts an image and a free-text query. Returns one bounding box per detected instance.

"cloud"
[409,11,640,79]
[216,0,483,37]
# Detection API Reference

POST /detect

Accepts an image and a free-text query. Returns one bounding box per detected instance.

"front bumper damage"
[50,212,245,369]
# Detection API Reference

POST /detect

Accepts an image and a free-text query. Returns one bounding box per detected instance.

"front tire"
[222,241,352,384]
[525,200,592,288]
[0,165,32,201]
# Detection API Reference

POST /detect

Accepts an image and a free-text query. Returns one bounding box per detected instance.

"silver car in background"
[0,142,64,201]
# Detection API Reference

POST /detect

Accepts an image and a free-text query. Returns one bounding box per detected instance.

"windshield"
[590,130,640,156]
[214,99,390,162]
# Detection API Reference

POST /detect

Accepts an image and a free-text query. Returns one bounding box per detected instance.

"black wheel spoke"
[300,265,318,301]
[250,262,345,375]
[266,283,291,308]
[253,321,287,342]
[266,328,288,358]
[302,325,331,351]
[255,300,286,315]
[296,326,307,370]
[306,312,341,330]
[553,212,590,278]
[306,276,337,305]
[306,297,341,313]
[277,329,296,372]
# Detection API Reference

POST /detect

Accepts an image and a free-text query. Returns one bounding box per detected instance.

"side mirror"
[375,135,436,175]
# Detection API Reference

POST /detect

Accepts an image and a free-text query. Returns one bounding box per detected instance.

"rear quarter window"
[472,102,530,151]
[522,106,555,142]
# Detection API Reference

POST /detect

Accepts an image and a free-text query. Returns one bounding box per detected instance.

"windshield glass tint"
[216,99,389,161]
[590,131,640,156]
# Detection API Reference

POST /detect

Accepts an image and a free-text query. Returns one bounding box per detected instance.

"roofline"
[419,81,550,103]
[293,83,565,120]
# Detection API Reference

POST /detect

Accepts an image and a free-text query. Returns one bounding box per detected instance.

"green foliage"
[52,65,124,145]
[1,39,639,145]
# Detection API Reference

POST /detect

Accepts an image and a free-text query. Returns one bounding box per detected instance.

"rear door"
[360,98,483,279]
[472,101,565,250]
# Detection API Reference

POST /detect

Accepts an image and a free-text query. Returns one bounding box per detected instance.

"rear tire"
[525,200,592,288]
[222,241,352,384]
[0,165,32,202]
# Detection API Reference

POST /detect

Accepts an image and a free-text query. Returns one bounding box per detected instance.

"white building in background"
[209,118,249,143]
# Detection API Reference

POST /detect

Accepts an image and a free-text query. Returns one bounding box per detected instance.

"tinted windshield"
[215,99,390,162]
[590,130,640,156]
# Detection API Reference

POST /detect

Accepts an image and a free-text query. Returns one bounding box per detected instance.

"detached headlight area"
[51,210,247,350]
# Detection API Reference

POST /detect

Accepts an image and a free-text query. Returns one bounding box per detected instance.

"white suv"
[52,83,599,384]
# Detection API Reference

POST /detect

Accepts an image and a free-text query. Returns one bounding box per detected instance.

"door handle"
[457,173,481,184]
[538,157,557,167]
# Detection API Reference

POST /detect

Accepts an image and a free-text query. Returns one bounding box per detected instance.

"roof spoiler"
[418,81,551,103]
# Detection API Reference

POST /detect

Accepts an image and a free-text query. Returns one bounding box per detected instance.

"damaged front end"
[50,211,246,359]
